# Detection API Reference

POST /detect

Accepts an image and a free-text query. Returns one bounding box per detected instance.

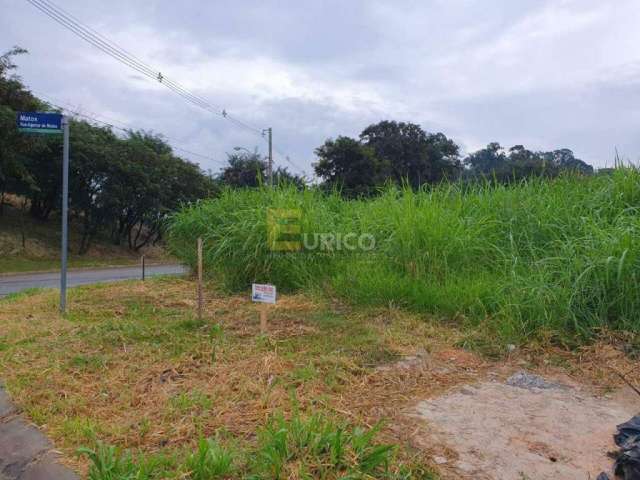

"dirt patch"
[412,372,638,479]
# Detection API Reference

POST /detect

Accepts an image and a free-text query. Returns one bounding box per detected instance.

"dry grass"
[0,277,637,477]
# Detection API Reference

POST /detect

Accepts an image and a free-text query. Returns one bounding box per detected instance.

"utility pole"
[266,127,273,187]
[60,115,69,313]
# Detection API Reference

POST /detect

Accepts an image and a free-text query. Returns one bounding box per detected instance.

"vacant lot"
[169,169,640,347]
[0,277,637,478]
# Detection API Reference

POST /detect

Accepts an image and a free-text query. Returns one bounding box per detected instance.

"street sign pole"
[60,116,69,313]
[16,111,66,312]
[268,127,273,187]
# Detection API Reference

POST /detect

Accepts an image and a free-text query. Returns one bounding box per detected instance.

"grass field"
[168,169,640,348]
[1,277,636,478]
[0,278,455,478]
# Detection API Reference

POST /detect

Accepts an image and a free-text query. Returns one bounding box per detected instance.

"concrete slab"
[0,390,16,419]
[412,373,636,479]
[0,419,50,478]
[0,389,77,480]
[19,454,78,480]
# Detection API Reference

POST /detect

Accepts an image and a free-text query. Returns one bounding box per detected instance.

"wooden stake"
[259,305,268,333]
[197,237,203,320]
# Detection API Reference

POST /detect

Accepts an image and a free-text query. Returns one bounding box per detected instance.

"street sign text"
[17,112,63,134]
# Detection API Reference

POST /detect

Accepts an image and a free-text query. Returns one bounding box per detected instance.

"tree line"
[201,120,594,199]
[313,121,593,197]
[1,47,215,253]
[2,45,596,252]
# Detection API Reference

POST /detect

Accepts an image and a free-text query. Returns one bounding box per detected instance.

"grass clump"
[0,287,43,303]
[186,438,235,479]
[256,412,436,479]
[78,443,161,480]
[79,412,434,479]
[168,169,640,345]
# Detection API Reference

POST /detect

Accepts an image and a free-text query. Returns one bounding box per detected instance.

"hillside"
[0,196,170,274]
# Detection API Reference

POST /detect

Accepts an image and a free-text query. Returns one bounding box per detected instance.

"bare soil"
[411,373,638,479]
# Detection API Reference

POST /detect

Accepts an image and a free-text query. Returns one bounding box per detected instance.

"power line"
[27,0,230,117]
[26,0,264,136]
[272,144,307,175]
[26,0,306,176]
[40,93,310,176]
[37,92,225,165]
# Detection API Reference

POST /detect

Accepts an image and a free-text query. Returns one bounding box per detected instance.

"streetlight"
[234,127,273,187]
[233,139,273,186]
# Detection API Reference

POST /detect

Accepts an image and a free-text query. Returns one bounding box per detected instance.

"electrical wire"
[272,144,307,175]
[40,93,310,176]
[37,93,225,165]
[26,0,308,175]
[26,0,264,136]
[29,0,226,119]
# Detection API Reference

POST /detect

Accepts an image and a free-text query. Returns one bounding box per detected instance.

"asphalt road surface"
[0,264,187,298]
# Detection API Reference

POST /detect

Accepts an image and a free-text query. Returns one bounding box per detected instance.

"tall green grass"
[168,169,640,345]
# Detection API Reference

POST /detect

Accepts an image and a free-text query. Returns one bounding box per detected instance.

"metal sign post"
[16,111,67,312]
[60,116,69,313]
[267,127,273,187]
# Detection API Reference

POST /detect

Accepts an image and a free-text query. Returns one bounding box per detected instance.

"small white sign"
[252,283,276,304]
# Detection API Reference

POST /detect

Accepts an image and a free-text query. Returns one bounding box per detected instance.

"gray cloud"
[2,0,639,174]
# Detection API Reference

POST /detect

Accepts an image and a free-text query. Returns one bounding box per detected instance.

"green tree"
[0,46,46,214]
[314,121,461,196]
[67,120,120,253]
[219,150,305,188]
[360,120,461,187]
[116,131,216,251]
[314,136,385,197]
[540,148,593,175]
[463,142,506,177]
[219,150,266,188]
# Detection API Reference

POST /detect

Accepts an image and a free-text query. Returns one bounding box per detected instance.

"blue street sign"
[17,112,63,134]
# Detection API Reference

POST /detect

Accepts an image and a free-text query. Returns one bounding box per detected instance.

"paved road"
[0,264,187,298]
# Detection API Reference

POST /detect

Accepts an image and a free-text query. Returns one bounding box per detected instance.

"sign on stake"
[197,238,204,320]
[252,283,276,333]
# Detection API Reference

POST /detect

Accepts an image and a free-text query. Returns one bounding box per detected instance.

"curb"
[0,262,178,278]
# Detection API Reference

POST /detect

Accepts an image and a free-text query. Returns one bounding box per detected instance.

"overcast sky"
[2,0,640,175]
